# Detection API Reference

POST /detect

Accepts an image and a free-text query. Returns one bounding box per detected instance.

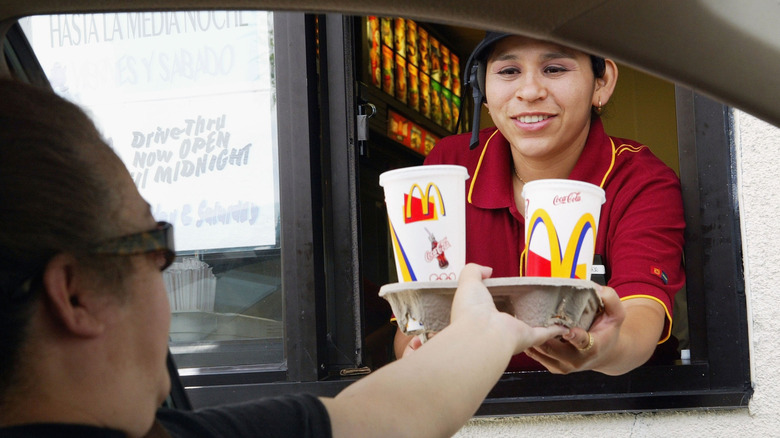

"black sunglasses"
[4,222,176,301]
[91,221,176,271]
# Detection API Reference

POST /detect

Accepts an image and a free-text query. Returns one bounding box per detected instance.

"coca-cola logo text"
[425,236,451,262]
[553,191,582,206]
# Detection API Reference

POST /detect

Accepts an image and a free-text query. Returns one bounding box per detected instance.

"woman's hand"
[399,333,426,358]
[525,285,665,375]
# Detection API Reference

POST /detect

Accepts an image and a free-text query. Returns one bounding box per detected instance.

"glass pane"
[21,11,284,370]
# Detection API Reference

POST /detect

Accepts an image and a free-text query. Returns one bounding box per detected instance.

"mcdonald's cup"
[522,179,606,280]
[379,165,469,282]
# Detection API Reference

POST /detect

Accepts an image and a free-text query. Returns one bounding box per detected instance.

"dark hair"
[590,55,607,80]
[0,79,130,399]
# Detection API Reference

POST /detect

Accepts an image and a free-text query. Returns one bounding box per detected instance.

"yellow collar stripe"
[468,129,501,204]
[598,138,617,189]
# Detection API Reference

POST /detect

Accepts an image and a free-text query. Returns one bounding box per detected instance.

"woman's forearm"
[592,298,665,375]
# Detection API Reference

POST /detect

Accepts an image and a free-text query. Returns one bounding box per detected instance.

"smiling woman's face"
[484,35,602,162]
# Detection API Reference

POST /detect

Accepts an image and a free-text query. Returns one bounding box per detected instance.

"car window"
[10,9,750,415]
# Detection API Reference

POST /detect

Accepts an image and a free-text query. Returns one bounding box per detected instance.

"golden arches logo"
[525,209,597,279]
[404,183,445,223]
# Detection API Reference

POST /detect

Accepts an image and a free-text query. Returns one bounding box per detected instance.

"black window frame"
[4,10,752,415]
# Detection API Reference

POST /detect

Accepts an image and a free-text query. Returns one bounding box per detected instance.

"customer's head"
[0,79,173,434]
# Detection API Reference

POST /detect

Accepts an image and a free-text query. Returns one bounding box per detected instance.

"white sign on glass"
[24,11,279,252]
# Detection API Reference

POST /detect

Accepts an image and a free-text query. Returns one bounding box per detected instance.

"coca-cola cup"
[379,165,469,282]
[522,179,606,280]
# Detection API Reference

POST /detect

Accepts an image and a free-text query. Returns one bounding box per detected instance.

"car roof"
[1,0,779,128]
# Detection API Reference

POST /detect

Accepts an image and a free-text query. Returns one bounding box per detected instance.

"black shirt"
[0,394,332,438]
[0,424,125,437]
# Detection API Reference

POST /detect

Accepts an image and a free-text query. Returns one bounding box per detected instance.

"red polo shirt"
[425,119,685,371]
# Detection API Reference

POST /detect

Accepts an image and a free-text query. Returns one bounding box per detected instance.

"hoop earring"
[595,99,603,115]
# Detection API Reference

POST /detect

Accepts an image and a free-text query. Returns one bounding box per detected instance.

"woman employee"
[395,32,685,376]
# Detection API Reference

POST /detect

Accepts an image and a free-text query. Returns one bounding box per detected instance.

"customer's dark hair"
[0,79,129,399]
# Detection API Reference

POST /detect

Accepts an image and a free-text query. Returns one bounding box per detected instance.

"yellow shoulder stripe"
[616,143,647,155]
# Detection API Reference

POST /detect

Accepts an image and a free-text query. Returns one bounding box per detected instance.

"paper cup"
[522,179,606,280]
[379,165,469,282]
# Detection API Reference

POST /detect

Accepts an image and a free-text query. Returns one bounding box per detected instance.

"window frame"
[4,11,752,415]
